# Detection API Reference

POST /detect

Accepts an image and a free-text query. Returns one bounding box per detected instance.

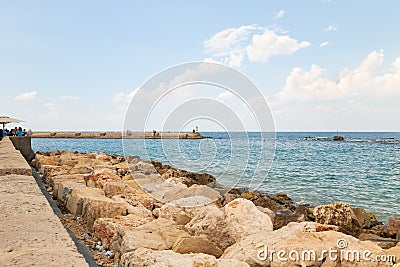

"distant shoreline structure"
[30,131,210,139]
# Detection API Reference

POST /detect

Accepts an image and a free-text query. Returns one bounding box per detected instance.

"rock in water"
[384,217,400,239]
[224,198,273,242]
[353,207,371,229]
[313,202,362,236]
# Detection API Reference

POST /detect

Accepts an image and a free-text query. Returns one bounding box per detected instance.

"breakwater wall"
[31,131,209,139]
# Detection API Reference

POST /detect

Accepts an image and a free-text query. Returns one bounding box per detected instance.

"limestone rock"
[256,206,275,222]
[93,207,154,249]
[102,180,137,198]
[112,218,190,254]
[386,245,400,263]
[41,165,70,183]
[168,196,214,207]
[353,207,372,229]
[56,180,86,204]
[96,152,113,163]
[86,168,121,189]
[37,156,60,170]
[185,205,234,250]
[138,219,190,249]
[368,212,379,227]
[313,202,361,236]
[68,165,93,175]
[124,192,155,210]
[82,195,127,231]
[384,217,400,239]
[120,248,250,267]
[155,204,193,225]
[224,198,273,242]
[66,187,105,215]
[359,233,398,249]
[172,235,223,257]
[50,174,88,193]
[134,161,158,175]
[222,221,391,267]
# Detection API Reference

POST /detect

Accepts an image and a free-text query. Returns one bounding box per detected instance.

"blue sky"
[1,1,399,131]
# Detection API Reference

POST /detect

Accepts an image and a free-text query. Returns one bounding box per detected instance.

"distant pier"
[31,131,210,139]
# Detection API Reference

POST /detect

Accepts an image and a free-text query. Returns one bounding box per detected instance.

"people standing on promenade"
[0,127,3,141]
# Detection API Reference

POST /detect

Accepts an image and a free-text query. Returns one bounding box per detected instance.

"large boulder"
[68,165,93,175]
[172,236,223,257]
[313,202,362,236]
[185,205,234,250]
[66,187,105,215]
[120,248,250,267]
[386,244,400,264]
[224,198,273,242]
[41,165,70,183]
[384,217,400,239]
[123,193,155,210]
[81,195,127,231]
[50,174,88,193]
[155,200,220,225]
[102,180,138,198]
[93,206,154,249]
[167,196,214,207]
[111,219,190,255]
[56,180,86,204]
[86,168,121,189]
[222,222,392,267]
[359,233,398,249]
[353,207,372,229]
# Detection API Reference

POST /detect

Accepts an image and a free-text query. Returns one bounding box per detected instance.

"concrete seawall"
[0,137,88,266]
[31,131,210,139]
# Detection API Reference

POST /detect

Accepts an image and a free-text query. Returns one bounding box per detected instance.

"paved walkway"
[0,137,88,266]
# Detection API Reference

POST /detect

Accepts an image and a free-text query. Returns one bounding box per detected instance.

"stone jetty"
[31,131,209,139]
[30,148,400,266]
[0,137,88,266]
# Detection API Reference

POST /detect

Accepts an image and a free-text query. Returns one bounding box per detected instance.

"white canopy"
[0,116,25,129]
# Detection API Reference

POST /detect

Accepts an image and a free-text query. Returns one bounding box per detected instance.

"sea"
[31,132,400,222]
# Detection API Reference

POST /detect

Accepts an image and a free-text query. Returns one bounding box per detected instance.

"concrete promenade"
[0,137,88,266]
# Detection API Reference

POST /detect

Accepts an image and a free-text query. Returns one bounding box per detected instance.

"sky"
[1,0,400,131]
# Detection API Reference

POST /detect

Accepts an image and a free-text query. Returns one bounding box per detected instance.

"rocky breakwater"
[33,149,400,266]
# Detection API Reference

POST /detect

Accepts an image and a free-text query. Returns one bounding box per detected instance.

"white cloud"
[113,88,139,103]
[15,91,37,101]
[276,50,389,102]
[204,25,260,67]
[270,50,400,131]
[246,30,311,62]
[275,10,285,19]
[60,95,82,100]
[204,25,310,67]
[319,41,330,48]
[325,25,337,31]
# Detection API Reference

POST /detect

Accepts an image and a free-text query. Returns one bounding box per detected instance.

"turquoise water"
[32,132,400,221]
